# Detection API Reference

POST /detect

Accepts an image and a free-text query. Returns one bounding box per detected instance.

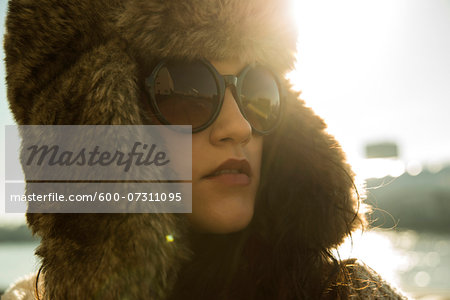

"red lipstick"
[204,158,252,186]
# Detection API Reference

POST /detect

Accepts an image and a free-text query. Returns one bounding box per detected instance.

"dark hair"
[169,87,365,299]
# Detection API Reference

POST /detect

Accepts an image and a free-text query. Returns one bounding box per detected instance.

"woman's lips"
[205,172,251,185]
[203,159,252,186]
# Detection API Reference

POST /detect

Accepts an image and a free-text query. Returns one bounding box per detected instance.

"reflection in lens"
[241,67,280,132]
[154,62,219,129]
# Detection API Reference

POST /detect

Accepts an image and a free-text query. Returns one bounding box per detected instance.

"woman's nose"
[209,87,252,145]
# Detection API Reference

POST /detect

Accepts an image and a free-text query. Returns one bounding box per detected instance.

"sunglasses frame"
[145,59,284,135]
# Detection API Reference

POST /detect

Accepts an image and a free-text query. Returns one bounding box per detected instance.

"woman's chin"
[187,203,254,234]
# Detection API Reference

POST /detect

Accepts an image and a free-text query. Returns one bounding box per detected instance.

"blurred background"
[1,0,450,298]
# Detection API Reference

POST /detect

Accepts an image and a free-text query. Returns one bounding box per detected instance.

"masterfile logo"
[6,125,192,181]
[4,125,192,213]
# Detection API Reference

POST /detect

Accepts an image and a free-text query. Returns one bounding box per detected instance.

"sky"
[288,0,450,171]
[1,0,450,223]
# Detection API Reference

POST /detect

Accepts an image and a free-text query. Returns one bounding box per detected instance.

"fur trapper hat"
[4,0,364,299]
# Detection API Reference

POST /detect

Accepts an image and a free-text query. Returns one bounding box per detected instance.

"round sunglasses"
[145,59,284,134]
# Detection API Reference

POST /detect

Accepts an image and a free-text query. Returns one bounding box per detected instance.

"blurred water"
[0,242,40,292]
[392,231,450,299]
[338,229,450,299]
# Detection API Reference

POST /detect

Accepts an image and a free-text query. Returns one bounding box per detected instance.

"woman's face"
[188,60,263,234]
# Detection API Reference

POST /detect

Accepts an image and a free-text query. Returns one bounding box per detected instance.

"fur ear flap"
[257,86,365,250]
[14,40,192,300]
[6,2,192,298]
[28,213,191,299]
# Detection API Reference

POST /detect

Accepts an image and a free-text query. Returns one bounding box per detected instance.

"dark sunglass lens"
[240,67,281,132]
[153,61,219,129]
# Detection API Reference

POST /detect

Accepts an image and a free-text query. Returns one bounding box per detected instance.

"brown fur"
[4,0,365,299]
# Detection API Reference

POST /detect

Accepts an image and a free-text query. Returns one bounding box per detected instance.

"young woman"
[3,0,407,299]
